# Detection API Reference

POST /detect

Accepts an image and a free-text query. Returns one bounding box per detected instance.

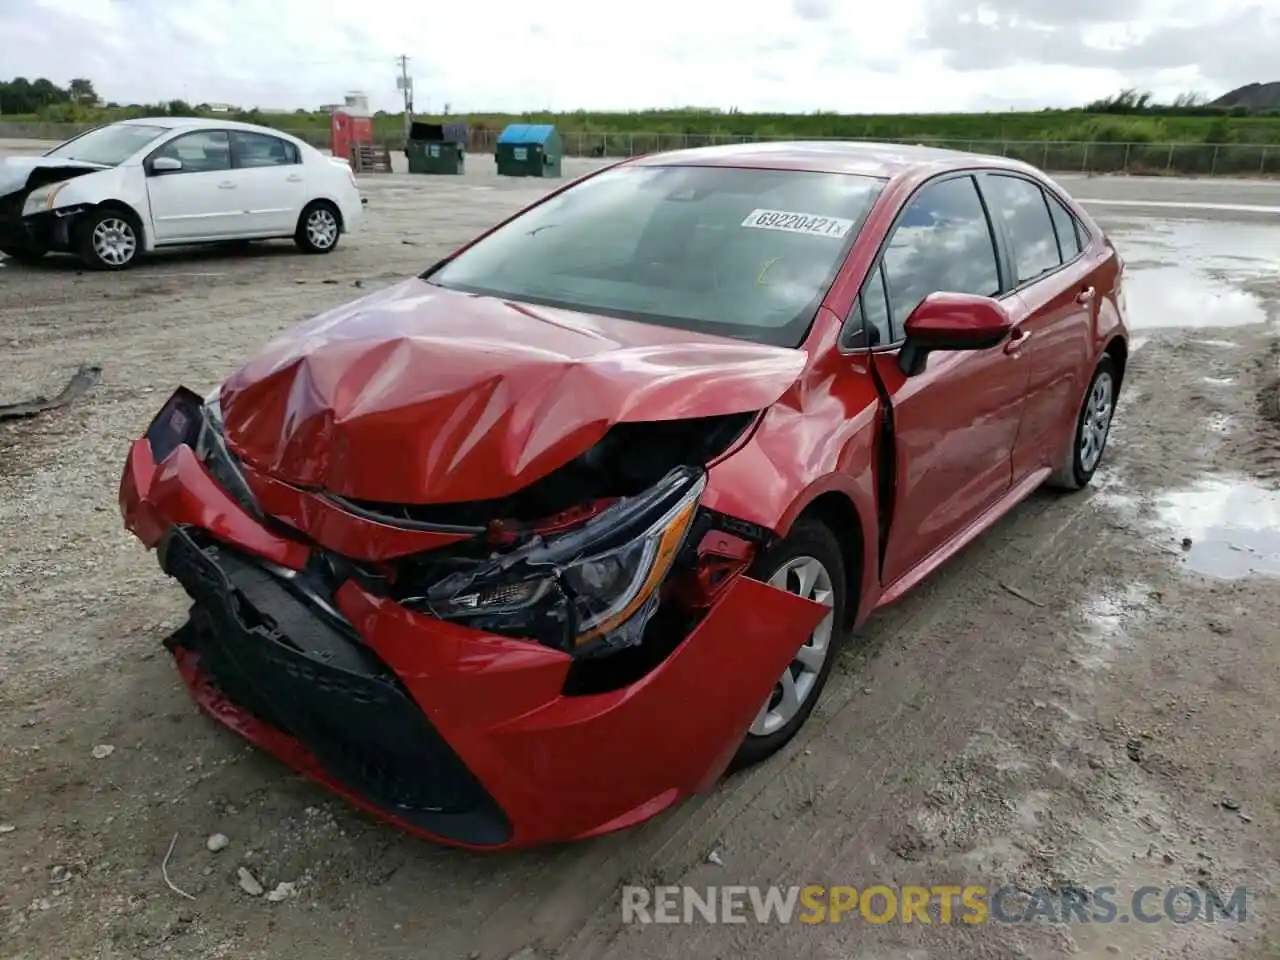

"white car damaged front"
[1,118,363,270]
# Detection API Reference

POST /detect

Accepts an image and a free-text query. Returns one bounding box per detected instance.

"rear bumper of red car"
[119,432,828,849]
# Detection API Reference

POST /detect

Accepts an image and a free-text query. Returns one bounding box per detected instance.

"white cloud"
[1,0,1275,114]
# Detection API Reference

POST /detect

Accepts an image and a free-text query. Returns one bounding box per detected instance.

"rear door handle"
[286,174,304,182]
[1076,286,1096,304]
[217,181,237,189]
[1004,328,1032,355]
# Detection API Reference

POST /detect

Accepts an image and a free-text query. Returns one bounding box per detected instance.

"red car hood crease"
[220,280,808,504]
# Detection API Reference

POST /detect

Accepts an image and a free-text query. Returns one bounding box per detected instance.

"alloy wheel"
[92,218,137,267]
[307,208,338,249]
[749,555,836,737]
[1079,370,1114,473]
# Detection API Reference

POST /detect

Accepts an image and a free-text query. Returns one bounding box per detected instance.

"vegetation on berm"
[4,76,1280,146]
[6,77,1280,174]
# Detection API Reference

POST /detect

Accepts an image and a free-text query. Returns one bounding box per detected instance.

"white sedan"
[0,118,364,270]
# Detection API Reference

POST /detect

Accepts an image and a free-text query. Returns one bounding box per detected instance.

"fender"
[703,356,884,625]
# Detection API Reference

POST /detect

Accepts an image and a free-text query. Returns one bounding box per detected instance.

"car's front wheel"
[77,208,141,270]
[730,518,846,770]
[295,201,342,254]
[1048,355,1117,490]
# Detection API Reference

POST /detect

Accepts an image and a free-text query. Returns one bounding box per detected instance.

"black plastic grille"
[160,525,511,846]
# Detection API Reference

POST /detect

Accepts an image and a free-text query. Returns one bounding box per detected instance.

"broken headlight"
[407,467,707,657]
[194,388,260,517]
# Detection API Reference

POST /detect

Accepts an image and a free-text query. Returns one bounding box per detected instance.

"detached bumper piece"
[0,208,75,254]
[158,525,512,847]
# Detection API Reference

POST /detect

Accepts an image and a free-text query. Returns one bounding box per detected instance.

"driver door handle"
[217,181,237,189]
[286,174,304,182]
[1004,327,1032,355]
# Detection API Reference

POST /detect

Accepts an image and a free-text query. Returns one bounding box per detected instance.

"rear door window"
[1044,191,1083,260]
[984,175,1062,284]
[230,131,300,167]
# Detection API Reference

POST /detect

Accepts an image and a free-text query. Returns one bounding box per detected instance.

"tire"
[1047,355,1117,491]
[0,244,47,263]
[729,518,847,770]
[295,201,341,254]
[76,208,141,270]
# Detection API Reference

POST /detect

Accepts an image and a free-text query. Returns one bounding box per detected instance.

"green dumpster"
[495,123,562,178]
[406,121,466,175]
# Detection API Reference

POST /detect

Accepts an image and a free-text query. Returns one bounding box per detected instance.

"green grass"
[6,106,1280,174]
[6,106,1280,144]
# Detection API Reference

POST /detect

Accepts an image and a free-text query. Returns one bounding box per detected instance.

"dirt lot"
[2,155,1280,960]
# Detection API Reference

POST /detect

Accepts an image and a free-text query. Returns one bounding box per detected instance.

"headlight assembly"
[194,388,260,517]
[407,467,707,657]
[21,182,68,217]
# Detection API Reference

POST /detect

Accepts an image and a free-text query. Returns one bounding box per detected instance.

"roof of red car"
[629,140,1035,180]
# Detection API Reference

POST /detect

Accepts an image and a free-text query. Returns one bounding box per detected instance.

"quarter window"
[880,176,1001,339]
[153,131,231,173]
[985,175,1061,284]
[858,264,892,347]
[231,131,300,167]
[1044,190,1082,260]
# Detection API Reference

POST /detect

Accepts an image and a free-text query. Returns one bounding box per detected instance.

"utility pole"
[396,54,412,140]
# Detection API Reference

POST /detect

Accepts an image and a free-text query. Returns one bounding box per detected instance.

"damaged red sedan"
[120,142,1128,849]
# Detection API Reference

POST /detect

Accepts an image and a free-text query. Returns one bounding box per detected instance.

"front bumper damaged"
[120,391,829,849]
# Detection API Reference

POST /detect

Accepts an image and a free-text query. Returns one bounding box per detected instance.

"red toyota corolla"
[120,141,1128,849]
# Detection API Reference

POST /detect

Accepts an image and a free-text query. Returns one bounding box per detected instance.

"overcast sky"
[2,0,1275,114]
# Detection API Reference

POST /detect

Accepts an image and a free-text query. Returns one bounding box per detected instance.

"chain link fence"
[457,130,1280,177]
[4,122,1279,176]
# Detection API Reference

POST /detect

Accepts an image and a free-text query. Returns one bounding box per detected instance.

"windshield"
[427,164,886,347]
[44,124,168,166]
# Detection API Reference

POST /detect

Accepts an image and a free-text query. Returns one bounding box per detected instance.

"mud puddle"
[1121,267,1267,330]
[1110,218,1277,331]
[1157,476,1280,579]
[1108,220,1280,277]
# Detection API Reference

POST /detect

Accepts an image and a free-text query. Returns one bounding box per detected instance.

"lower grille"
[160,525,511,846]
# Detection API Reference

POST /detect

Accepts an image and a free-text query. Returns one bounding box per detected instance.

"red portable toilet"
[330,92,373,162]
[330,111,373,162]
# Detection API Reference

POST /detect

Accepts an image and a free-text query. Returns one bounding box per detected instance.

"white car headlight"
[21,182,69,217]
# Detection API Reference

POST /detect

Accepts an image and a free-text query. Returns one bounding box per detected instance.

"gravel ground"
[2,153,1280,960]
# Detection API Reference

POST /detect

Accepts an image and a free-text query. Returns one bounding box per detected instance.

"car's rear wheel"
[295,201,341,254]
[730,518,846,770]
[0,243,47,263]
[77,208,140,270]
[1048,355,1117,491]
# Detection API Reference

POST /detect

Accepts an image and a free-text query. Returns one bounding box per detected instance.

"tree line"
[0,76,99,114]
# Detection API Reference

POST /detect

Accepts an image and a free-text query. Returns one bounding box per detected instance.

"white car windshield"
[44,124,169,166]
[427,164,886,347]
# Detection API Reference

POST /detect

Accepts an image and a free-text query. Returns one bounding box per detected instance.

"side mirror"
[899,292,1013,376]
[150,156,183,174]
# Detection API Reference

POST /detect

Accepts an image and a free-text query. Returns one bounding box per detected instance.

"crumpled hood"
[220,279,807,504]
[0,156,105,200]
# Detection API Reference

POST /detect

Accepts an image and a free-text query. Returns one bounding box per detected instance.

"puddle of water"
[1121,266,1267,330]
[1110,220,1280,276]
[1193,338,1239,348]
[1156,476,1280,579]
[1201,376,1235,386]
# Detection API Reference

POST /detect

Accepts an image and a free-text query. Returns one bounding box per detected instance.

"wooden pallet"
[350,143,393,173]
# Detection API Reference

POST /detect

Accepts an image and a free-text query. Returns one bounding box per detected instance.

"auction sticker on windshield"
[741,209,855,239]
